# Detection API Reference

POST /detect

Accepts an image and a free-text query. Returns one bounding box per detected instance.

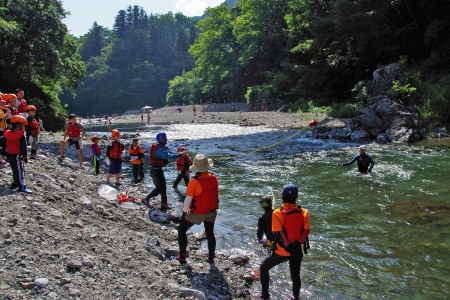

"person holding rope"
[254,184,310,300]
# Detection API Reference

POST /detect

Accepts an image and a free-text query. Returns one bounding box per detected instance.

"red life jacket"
[189,175,219,214]
[7,106,18,117]
[4,129,25,155]
[18,99,27,113]
[280,206,305,244]
[109,141,124,159]
[176,155,192,171]
[90,144,101,155]
[30,118,40,135]
[129,145,143,164]
[149,143,168,167]
[67,122,80,138]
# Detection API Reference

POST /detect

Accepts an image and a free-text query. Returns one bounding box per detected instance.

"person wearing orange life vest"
[25,105,40,159]
[128,138,144,183]
[172,144,192,189]
[142,132,184,210]
[0,115,32,193]
[59,114,86,167]
[89,135,101,175]
[16,89,28,118]
[4,94,19,126]
[254,184,310,300]
[106,129,125,187]
[172,154,219,264]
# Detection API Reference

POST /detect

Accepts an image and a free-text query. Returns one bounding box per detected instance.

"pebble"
[4,230,12,239]
[31,202,42,208]
[20,282,35,289]
[68,288,81,297]
[0,283,10,290]
[35,278,49,287]
[82,257,94,267]
[74,221,84,228]
[4,239,12,245]
[67,260,82,269]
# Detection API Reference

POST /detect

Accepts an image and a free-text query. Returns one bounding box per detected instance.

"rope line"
[214,129,307,161]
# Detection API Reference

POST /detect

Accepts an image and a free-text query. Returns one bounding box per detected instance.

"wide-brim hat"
[190,154,213,173]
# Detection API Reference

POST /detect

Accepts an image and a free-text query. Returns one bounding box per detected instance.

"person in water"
[257,195,275,247]
[254,184,310,300]
[342,145,374,173]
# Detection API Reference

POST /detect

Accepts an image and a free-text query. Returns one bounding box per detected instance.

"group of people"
[0,89,42,194]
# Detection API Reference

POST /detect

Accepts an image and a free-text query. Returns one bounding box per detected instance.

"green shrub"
[331,103,361,118]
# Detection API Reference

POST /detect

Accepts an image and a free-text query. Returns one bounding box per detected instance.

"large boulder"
[372,64,407,96]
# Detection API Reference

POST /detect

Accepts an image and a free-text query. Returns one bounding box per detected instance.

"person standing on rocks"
[173,154,219,264]
[25,105,40,159]
[192,103,196,116]
[129,138,144,183]
[59,114,86,167]
[142,132,184,210]
[106,129,125,187]
[172,144,192,189]
[257,195,275,248]
[342,145,374,173]
[254,184,310,300]
[2,115,33,193]
[89,135,101,175]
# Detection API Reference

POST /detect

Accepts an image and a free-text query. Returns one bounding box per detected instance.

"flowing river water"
[88,122,450,299]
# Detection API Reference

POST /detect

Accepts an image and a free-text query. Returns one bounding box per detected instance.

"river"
[88,122,450,299]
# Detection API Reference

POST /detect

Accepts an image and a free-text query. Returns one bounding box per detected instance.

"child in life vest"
[257,195,276,247]
[128,138,144,183]
[172,144,192,189]
[25,105,40,159]
[90,135,101,175]
[0,100,8,164]
[1,115,32,193]
[106,129,125,187]
[59,114,86,167]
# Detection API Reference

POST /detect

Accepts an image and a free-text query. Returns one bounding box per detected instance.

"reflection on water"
[87,123,450,299]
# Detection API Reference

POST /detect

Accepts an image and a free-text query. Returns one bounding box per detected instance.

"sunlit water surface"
[88,122,450,299]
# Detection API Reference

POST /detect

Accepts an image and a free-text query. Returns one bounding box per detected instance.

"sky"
[61,0,223,37]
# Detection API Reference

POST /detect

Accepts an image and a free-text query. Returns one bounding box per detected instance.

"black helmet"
[259,196,272,208]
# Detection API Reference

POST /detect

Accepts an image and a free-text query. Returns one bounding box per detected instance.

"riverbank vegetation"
[1,0,450,130]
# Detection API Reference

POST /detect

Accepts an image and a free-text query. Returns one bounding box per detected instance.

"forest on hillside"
[2,0,450,130]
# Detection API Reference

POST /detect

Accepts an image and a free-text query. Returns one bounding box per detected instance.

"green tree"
[174,26,189,73]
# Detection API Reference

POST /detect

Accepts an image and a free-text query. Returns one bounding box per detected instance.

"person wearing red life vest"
[172,154,219,264]
[172,144,192,189]
[59,114,86,167]
[254,184,310,300]
[106,129,125,187]
[0,115,32,193]
[89,135,101,175]
[25,105,40,159]
[16,89,28,118]
[142,132,184,210]
[128,138,144,183]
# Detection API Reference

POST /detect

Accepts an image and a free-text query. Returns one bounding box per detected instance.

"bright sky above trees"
[61,0,222,36]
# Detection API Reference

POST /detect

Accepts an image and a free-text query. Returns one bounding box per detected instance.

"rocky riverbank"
[0,131,258,299]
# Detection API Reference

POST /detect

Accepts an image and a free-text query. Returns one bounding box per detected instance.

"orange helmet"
[90,135,99,142]
[26,105,36,111]
[10,114,28,125]
[111,129,120,137]
[4,94,17,102]
[117,192,130,203]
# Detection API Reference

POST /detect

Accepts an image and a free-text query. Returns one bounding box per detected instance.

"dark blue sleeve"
[368,155,374,169]
[344,154,359,166]
[154,147,180,160]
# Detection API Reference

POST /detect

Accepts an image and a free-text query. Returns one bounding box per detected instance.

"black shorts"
[67,138,82,150]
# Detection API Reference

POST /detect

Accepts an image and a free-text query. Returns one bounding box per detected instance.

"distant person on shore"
[172,144,192,189]
[106,129,125,187]
[192,104,196,116]
[342,145,374,173]
[254,184,310,300]
[129,138,144,184]
[90,135,101,175]
[202,104,205,115]
[141,112,144,122]
[59,114,86,167]
[142,132,185,210]
[257,196,275,248]
[173,154,219,264]
[147,111,151,124]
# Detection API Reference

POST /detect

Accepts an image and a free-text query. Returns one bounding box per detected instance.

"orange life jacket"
[149,143,168,167]
[189,175,219,214]
[129,145,143,164]
[17,99,27,113]
[176,155,192,171]
[67,122,80,138]
[4,129,25,155]
[280,206,305,244]
[30,118,40,135]
[109,141,124,159]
